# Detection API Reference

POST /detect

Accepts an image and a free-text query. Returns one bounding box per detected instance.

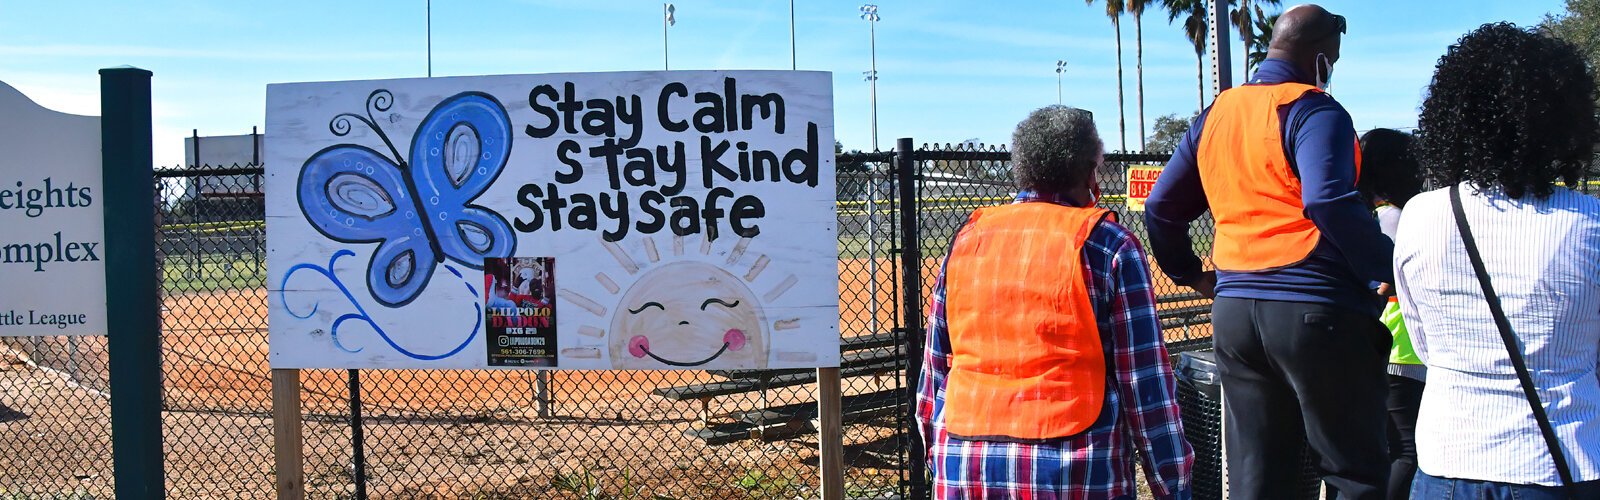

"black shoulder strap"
[1450,183,1577,492]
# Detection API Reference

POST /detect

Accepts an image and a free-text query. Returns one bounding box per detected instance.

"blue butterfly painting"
[298,89,517,308]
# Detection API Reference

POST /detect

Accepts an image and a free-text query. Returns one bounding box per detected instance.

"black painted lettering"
[668,196,701,236]
[540,183,568,230]
[741,92,785,134]
[730,195,765,237]
[623,148,656,187]
[514,183,545,232]
[555,140,584,184]
[723,77,739,131]
[753,149,781,182]
[693,92,725,133]
[637,190,668,234]
[700,137,738,188]
[557,82,583,135]
[702,187,732,241]
[658,83,689,132]
[618,94,644,148]
[589,139,626,190]
[736,141,752,181]
[582,98,616,137]
[781,122,821,187]
[657,142,687,196]
[568,193,597,231]
[525,84,560,138]
[599,192,630,241]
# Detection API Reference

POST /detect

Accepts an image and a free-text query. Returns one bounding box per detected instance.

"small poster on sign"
[484,257,557,367]
[1125,165,1164,212]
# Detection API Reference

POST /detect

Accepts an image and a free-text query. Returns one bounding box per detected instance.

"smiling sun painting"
[553,234,805,370]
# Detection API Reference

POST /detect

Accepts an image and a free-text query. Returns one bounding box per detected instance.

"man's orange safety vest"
[943,202,1111,441]
[1197,82,1361,272]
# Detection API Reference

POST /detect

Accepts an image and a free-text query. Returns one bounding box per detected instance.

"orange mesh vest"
[1197,83,1362,272]
[943,202,1111,440]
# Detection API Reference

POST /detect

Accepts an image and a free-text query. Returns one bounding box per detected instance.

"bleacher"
[659,293,1214,445]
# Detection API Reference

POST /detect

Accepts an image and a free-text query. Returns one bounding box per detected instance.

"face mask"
[1315,53,1335,92]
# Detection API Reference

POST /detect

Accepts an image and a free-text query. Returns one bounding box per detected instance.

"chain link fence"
[146,162,907,498]
[0,333,113,497]
[0,145,1213,498]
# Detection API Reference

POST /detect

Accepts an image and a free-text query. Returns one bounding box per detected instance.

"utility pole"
[1208,0,1232,97]
[427,0,432,77]
[663,3,676,70]
[790,0,797,70]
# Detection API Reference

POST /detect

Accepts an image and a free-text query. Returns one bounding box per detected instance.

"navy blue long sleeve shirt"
[1143,59,1394,313]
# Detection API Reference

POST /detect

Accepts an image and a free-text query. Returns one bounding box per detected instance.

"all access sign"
[0,80,107,336]
[1125,164,1164,212]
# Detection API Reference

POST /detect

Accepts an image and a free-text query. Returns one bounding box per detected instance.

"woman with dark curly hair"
[1395,22,1600,498]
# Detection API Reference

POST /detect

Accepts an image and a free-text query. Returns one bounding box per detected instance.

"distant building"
[181,130,263,199]
[165,130,264,224]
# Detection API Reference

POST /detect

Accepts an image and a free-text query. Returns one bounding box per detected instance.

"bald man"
[1144,5,1392,499]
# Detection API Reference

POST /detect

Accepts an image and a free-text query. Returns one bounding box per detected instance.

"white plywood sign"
[267,71,839,370]
[0,80,106,336]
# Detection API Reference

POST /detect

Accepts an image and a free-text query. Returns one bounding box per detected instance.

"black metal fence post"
[896,137,927,499]
[102,65,165,499]
[350,368,368,499]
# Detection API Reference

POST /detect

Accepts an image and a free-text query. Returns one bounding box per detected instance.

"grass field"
[162,253,265,293]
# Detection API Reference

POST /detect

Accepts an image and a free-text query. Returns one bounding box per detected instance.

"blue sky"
[0,0,1567,165]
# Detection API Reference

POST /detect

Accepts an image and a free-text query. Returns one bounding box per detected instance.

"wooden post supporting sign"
[817,367,845,500]
[273,369,305,499]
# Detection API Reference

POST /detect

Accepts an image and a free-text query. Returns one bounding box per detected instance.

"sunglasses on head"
[1309,14,1346,43]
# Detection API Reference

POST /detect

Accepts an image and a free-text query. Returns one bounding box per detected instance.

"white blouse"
[1394,183,1600,486]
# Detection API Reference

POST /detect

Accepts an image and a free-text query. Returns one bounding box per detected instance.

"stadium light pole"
[861,4,880,151]
[859,4,882,338]
[1056,60,1067,105]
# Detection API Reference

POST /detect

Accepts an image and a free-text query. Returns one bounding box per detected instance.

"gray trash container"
[1175,351,1323,499]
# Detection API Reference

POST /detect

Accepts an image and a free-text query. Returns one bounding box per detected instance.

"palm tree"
[1086,0,1128,151]
[1246,7,1280,72]
[1229,0,1281,80]
[1161,0,1208,110]
[1128,0,1151,150]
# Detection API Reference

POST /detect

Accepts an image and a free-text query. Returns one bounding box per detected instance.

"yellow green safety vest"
[1382,298,1421,365]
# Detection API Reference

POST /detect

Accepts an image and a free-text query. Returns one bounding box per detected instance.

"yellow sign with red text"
[1125,165,1163,212]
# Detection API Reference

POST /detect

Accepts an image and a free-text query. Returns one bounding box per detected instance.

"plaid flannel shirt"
[915,191,1193,499]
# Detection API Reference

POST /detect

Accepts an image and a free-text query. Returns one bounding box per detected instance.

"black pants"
[1213,297,1391,500]
[1386,375,1424,500]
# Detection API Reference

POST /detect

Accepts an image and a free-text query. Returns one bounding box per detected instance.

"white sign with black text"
[0,80,107,336]
[267,71,840,370]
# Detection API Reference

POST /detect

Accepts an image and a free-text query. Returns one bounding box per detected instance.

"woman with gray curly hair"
[914,105,1193,499]
[1011,105,1104,195]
